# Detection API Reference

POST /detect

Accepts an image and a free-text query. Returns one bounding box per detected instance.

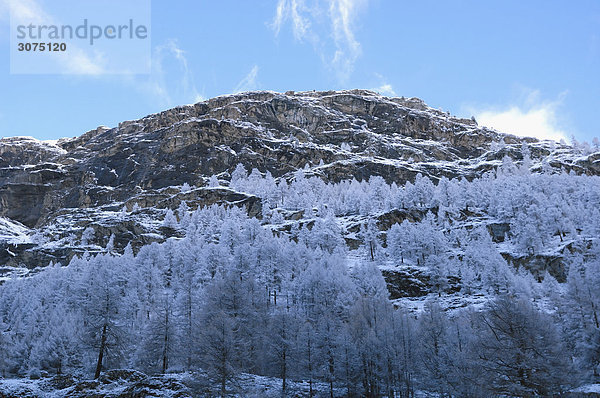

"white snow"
[572,383,600,393]
[0,217,32,244]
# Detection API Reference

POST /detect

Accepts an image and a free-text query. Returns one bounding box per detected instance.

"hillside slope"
[1,89,598,275]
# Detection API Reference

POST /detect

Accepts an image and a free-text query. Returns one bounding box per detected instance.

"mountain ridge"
[0,89,598,275]
[2,90,600,396]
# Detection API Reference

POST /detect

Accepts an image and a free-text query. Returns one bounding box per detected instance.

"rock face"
[0,90,597,272]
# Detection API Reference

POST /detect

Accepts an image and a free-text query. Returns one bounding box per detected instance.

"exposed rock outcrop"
[0,90,596,275]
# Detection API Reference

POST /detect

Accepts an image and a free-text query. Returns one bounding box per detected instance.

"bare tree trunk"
[281,313,287,395]
[588,287,600,328]
[187,295,192,371]
[308,333,314,398]
[220,322,227,398]
[282,348,287,394]
[162,307,169,374]
[329,350,334,398]
[94,323,107,379]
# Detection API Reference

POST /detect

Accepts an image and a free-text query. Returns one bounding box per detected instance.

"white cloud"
[143,39,204,107]
[471,90,568,142]
[329,0,365,82]
[272,0,311,41]
[370,73,396,96]
[233,65,260,93]
[63,49,108,75]
[1,0,45,23]
[372,83,395,96]
[271,0,367,82]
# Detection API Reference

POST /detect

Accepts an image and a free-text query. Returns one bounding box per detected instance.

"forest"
[1,156,600,397]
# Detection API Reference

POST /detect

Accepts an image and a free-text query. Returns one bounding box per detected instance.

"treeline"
[229,155,600,256]
[0,160,600,396]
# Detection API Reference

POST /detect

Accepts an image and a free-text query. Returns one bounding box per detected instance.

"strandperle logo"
[10,0,151,74]
[15,19,148,46]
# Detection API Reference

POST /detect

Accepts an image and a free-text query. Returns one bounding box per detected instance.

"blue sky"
[0,0,598,142]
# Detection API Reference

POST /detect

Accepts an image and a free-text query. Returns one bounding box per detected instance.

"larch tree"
[77,254,129,378]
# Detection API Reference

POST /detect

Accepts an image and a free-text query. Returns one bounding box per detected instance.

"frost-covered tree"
[80,226,95,246]
[177,201,191,229]
[198,271,253,396]
[230,163,248,192]
[359,218,382,262]
[29,303,81,375]
[181,182,192,193]
[0,319,13,377]
[77,255,130,378]
[134,243,178,374]
[266,304,298,394]
[162,208,178,229]
[473,296,574,396]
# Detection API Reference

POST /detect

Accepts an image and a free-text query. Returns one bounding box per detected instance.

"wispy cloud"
[371,73,396,96]
[63,50,107,75]
[328,0,365,82]
[1,0,44,23]
[142,39,204,107]
[233,65,260,93]
[271,0,368,83]
[372,83,396,96]
[3,0,107,74]
[272,0,312,41]
[469,89,568,142]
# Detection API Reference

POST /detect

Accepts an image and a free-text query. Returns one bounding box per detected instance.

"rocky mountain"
[4,90,600,397]
[0,89,598,280]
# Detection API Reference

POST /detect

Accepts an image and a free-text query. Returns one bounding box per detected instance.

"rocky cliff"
[0,89,597,279]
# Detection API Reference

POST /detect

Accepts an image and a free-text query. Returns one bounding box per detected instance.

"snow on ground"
[0,378,45,397]
[0,266,30,282]
[572,383,600,393]
[0,136,67,156]
[0,217,32,244]
[393,292,489,314]
[220,373,348,397]
[0,372,351,398]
